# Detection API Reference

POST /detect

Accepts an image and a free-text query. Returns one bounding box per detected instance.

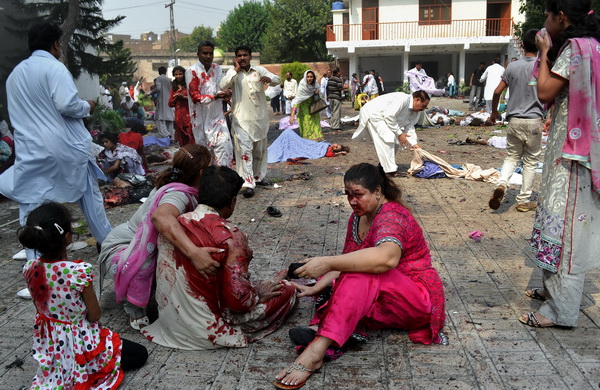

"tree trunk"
[59,0,81,65]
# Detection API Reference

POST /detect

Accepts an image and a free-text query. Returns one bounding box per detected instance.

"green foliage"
[459,84,470,96]
[280,62,310,82]
[101,40,137,86]
[216,1,270,52]
[137,93,153,110]
[89,103,125,134]
[261,0,333,63]
[177,26,215,52]
[395,82,410,94]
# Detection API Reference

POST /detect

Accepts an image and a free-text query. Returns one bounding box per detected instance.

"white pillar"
[349,49,358,77]
[403,46,410,83]
[459,48,466,85]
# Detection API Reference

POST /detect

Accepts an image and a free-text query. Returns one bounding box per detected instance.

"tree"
[516,0,600,37]
[177,25,215,52]
[100,40,137,86]
[216,1,270,52]
[7,0,125,79]
[261,0,332,63]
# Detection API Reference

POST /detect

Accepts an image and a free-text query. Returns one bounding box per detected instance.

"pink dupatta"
[113,182,198,306]
[560,37,600,193]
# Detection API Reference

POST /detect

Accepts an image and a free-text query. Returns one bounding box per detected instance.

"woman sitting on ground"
[289,70,324,141]
[99,131,145,182]
[274,162,446,389]
[142,166,297,350]
[99,145,222,330]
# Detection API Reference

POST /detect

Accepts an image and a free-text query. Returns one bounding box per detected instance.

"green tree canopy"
[261,0,332,63]
[100,40,137,86]
[177,25,215,52]
[8,0,125,79]
[216,1,269,52]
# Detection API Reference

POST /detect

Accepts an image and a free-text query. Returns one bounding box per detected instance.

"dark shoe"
[266,206,282,217]
[489,185,506,210]
[256,180,272,186]
[242,188,255,198]
[516,202,537,212]
[289,326,317,346]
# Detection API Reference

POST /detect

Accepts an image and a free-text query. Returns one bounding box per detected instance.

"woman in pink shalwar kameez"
[274,163,446,389]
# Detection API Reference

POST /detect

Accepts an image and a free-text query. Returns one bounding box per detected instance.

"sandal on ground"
[267,206,283,218]
[272,362,318,389]
[519,312,555,328]
[130,316,149,330]
[524,288,546,301]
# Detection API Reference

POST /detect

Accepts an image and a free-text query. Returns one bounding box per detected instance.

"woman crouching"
[142,166,297,349]
[274,162,446,389]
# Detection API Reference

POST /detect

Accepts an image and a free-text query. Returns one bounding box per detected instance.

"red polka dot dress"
[23,259,123,389]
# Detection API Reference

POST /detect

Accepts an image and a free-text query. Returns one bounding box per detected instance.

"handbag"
[309,96,327,115]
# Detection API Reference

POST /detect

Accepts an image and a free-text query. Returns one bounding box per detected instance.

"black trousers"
[121,338,148,371]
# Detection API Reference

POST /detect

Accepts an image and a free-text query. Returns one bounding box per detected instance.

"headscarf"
[291,70,320,106]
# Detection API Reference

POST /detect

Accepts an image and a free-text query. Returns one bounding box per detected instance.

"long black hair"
[18,202,73,260]
[344,163,403,204]
[546,0,600,61]
[171,65,187,90]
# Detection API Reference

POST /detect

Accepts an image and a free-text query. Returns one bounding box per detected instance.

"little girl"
[19,202,148,389]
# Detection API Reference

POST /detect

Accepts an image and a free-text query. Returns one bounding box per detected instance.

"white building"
[327,0,524,90]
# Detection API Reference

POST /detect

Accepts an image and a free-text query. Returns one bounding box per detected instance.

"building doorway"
[362,0,379,40]
[486,0,511,36]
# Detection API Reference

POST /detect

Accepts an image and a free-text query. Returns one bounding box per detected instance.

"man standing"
[352,91,430,175]
[119,81,129,100]
[480,57,505,113]
[326,68,343,131]
[283,72,297,115]
[362,70,378,98]
[186,40,233,167]
[220,45,281,198]
[409,61,427,76]
[320,70,331,119]
[154,66,175,138]
[407,61,428,94]
[0,23,111,262]
[488,29,543,212]
[469,62,486,110]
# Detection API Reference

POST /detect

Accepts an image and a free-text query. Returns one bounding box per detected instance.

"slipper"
[267,206,282,218]
[519,312,555,328]
[524,288,546,301]
[272,362,318,389]
[130,316,150,330]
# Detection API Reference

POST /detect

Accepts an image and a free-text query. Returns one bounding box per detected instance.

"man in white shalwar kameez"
[480,57,505,113]
[220,45,280,198]
[352,91,430,174]
[186,41,233,167]
[0,23,111,263]
[155,66,175,138]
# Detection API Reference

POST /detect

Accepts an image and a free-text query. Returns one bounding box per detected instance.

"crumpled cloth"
[408,148,499,182]
[469,231,484,242]
[143,135,171,147]
[278,116,331,131]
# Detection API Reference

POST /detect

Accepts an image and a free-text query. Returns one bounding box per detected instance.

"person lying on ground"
[99,145,222,331]
[274,163,446,389]
[142,165,297,350]
[98,132,145,182]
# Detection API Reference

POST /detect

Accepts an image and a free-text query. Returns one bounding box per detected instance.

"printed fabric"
[23,259,123,389]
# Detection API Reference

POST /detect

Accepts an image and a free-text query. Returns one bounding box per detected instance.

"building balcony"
[326,18,514,43]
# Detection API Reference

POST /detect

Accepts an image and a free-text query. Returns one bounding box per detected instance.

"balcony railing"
[326,18,514,42]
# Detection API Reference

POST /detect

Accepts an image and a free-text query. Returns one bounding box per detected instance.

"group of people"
[2,0,600,387]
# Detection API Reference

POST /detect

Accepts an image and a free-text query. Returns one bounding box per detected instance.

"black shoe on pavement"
[242,188,255,198]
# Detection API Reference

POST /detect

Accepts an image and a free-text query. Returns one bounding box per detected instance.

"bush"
[280,62,310,83]
[459,84,471,96]
[395,82,411,94]
[89,102,126,134]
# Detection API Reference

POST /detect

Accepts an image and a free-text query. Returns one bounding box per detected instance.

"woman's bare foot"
[274,337,328,388]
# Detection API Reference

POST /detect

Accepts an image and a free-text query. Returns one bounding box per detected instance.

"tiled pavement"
[0,99,599,389]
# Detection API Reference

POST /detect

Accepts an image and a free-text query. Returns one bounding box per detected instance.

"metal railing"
[326,18,514,42]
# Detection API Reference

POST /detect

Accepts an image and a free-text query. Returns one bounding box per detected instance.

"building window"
[419,0,451,25]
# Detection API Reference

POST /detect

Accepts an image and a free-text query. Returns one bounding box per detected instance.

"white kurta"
[186,61,233,167]
[1,50,111,247]
[480,63,505,101]
[220,66,280,187]
[352,92,419,173]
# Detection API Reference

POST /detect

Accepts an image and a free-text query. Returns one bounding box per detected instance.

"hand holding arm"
[151,203,222,278]
[535,32,568,103]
